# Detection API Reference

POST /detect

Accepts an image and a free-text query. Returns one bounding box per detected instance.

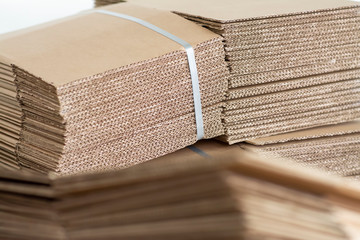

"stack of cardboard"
[0,56,22,170]
[128,0,360,143]
[0,3,229,175]
[1,140,360,240]
[240,120,360,178]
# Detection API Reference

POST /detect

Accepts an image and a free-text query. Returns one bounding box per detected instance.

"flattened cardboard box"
[0,3,229,175]
[1,139,360,239]
[129,0,360,143]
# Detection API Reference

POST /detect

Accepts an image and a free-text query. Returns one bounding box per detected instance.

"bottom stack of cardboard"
[1,140,360,240]
[240,120,360,178]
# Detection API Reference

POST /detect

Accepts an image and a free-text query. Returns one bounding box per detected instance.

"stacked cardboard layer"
[1,140,360,240]
[240,120,360,178]
[0,57,22,170]
[0,3,229,175]
[95,0,124,7]
[128,0,360,144]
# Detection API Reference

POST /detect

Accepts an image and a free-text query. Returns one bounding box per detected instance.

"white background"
[0,0,94,34]
[0,0,359,35]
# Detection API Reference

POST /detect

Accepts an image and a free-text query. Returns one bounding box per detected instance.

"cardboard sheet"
[247,120,360,145]
[129,0,359,22]
[0,3,219,87]
[0,3,229,174]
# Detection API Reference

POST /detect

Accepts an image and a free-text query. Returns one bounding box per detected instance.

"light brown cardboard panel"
[128,0,359,22]
[0,3,220,87]
[0,55,13,68]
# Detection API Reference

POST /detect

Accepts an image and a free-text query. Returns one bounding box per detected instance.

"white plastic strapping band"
[95,9,204,140]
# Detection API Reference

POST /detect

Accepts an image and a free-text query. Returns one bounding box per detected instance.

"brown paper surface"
[0,3,219,87]
[128,0,359,22]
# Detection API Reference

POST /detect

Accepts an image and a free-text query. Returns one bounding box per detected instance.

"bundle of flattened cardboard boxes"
[1,0,360,238]
[1,0,359,176]
[2,141,360,240]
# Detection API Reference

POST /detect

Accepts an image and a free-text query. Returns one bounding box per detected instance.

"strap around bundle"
[94,9,205,140]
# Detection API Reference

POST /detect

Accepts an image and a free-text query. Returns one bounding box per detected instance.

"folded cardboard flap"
[0,3,220,87]
[128,0,359,22]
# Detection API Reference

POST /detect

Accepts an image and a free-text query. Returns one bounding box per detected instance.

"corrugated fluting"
[240,120,360,178]
[128,0,360,143]
[0,3,229,175]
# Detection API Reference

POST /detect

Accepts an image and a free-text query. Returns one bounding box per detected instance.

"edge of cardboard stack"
[127,0,360,142]
[2,1,360,238]
[2,140,360,239]
[0,3,228,175]
[1,0,360,176]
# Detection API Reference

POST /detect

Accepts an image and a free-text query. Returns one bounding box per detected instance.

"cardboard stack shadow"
[239,120,360,178]
[0,3,229,175]
[128,0,360,144]
[1,140,360,240]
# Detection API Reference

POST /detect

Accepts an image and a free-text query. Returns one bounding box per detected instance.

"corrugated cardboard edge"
[246,120,360,145]
[1,140,360,204]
